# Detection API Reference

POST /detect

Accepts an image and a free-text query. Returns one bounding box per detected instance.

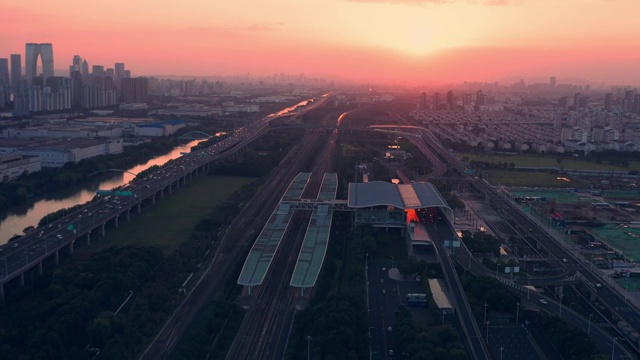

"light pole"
[390,255,395,269]
[485,321,490,343]
[611,337,617,360]
[516,303,520,324]
[306,335,311,360]
[569,302,576,310]
[625,276,630,300]
[484,303,488,325]
[588,314,593,335]
[500,346,504,360]
[558,294,562,317]
[442,310,446,326]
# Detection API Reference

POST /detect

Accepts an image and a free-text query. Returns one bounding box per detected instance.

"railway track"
[226,119,340,360]
[140,130,324,360]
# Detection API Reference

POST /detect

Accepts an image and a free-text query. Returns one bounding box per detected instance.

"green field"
[89,175,254,254]
[483,170,571,187]
[460,153,640,172]
[591,225,640,262]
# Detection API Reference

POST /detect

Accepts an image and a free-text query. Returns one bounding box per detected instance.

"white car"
[539,299,548,304]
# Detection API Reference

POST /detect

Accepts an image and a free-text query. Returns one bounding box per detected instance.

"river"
[0,96,320,244]
[0,139,204,244]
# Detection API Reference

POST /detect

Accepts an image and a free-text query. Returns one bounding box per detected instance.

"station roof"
[282,172,311,201]
[317,173,338,201]
[347,181,451,211]
[237,205,293,286]
[290,206,333,288]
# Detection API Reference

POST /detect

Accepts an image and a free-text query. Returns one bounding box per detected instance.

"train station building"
[347,181,454,255]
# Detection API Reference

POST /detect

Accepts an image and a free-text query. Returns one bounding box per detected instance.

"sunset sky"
[2,0,640,85]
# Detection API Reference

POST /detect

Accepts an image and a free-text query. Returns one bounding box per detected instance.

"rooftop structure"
[290,173,337,288]
[348,181,453,216]
[238,172,312,286]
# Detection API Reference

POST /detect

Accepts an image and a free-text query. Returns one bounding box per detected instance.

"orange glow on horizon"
[1,0,639,84]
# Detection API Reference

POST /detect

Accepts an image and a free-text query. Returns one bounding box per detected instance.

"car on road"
[380,279,384,283]
[388,326,392,332]
[596,283,602,288]
[562,258,568,263]
[539,299,548,304]
[382,289,386,294]
[389,350,394,355]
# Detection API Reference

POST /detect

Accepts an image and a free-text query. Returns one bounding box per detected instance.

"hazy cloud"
[241,22,285,32]
[345,0,510,5]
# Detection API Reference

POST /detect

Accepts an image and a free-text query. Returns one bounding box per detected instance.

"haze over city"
[3,1,640,360]
[2,0,640,84]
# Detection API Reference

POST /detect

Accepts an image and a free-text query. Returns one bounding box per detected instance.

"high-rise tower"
[10,54,22,94]
[25,43,54,85]
[0,59,9,105]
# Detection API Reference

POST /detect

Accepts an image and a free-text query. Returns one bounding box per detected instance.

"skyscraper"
[574,92,581,109]
[92,65,105,78]
[476,90,485,106]
[418,92,426,110]
[446,90,454,111]
[10,54,22,94]
[70,55,83,76]
[462,93,472,107]
[25,43,54,85]
[433,92,441,110]
[604,93,613,112]
[82,60,89,79]
[121,77,149,103]
[115,63,126,80]
[0,59,9,105]
[549,76,556,88]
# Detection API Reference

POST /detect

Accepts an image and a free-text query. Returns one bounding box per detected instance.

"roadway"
[0,94,331,288]
[407,120,640,357]
[367,259,402,359]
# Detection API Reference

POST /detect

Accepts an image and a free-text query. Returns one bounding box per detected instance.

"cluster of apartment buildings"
[416,103,640,154]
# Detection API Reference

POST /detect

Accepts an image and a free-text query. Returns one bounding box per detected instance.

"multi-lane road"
[0,95,331,289]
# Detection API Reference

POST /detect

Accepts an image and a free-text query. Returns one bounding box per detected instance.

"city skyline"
[1,0,640,85]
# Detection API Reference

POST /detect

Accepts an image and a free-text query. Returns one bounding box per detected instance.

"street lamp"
[516,303,520,324]
[559,293,563,316]
[500,346,504,360]
[611,337,617,360]
[485,321,490,343]
[306,336,312,360]
[390,256,395,269]
[442,310,446,326]
[588,314,593,335]
[484,303,488,325]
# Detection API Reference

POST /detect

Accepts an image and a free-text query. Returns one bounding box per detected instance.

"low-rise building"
[20,138,123,167]
[0,152,41,181]
[134,119,186,137]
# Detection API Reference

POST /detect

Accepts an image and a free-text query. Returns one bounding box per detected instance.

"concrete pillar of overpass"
[20,272,25,287]
[126,209,130,222]
[55,249,59,266]
[86,232,91,246]
[0,284,4,305]
[115,216,119,228]
[38,261,43,276]
[101,223,106,236]
[69,241,74,255]
[152,194,156,204]
[137,202,141,214]
[168,185,172,194]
